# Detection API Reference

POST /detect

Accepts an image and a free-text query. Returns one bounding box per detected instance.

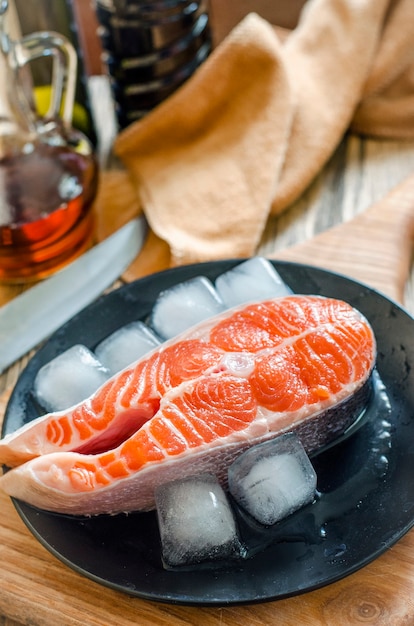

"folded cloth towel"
[114,0,414,266]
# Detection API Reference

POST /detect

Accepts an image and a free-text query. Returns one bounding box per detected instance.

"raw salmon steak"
[0,296,376,516]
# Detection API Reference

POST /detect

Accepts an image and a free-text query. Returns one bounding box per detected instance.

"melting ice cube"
[228,433,317,526]
[150,276,225,340]
[33,344,110,412]
[95,321,161,374]
[215,257,293,308]
[155,473,243,569]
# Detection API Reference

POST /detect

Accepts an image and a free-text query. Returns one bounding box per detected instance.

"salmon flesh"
[0,296,376,516]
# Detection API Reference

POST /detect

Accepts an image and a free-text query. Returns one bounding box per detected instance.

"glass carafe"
[0,0,98,282]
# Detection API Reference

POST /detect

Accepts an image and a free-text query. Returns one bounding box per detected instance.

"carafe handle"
[5,27,77,134]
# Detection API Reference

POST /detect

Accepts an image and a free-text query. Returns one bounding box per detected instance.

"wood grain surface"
[1,162,414,625]
[272,170,414,302]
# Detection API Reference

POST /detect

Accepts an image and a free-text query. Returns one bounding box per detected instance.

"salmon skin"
[0,296,376,516]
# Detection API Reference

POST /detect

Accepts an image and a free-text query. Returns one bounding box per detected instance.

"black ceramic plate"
[3,260,414,606]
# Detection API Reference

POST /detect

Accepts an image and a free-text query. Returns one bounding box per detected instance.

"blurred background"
[3,1,308,144]
[9,1,307,77]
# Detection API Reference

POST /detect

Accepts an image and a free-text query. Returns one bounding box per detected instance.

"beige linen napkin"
[114,0,414,266]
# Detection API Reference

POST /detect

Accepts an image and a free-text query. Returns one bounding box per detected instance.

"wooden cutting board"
[1,173,414,626]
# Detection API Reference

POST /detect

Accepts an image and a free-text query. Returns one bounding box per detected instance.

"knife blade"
[0,216,147,373]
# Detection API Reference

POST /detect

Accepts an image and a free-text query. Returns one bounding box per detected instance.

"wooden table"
[2,7,414,626]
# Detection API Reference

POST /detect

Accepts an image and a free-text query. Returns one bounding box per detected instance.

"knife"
[0,216,147,374]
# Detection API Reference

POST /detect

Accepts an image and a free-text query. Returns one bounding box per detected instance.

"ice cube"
[33,344,110,412]
[150,276,225,340]
[215,257,293,308]
[155,473,243,569]
[228,433,317,526]
[95,321,161,374]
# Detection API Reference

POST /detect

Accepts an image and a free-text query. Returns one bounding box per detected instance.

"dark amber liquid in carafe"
[0,136,98,282]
